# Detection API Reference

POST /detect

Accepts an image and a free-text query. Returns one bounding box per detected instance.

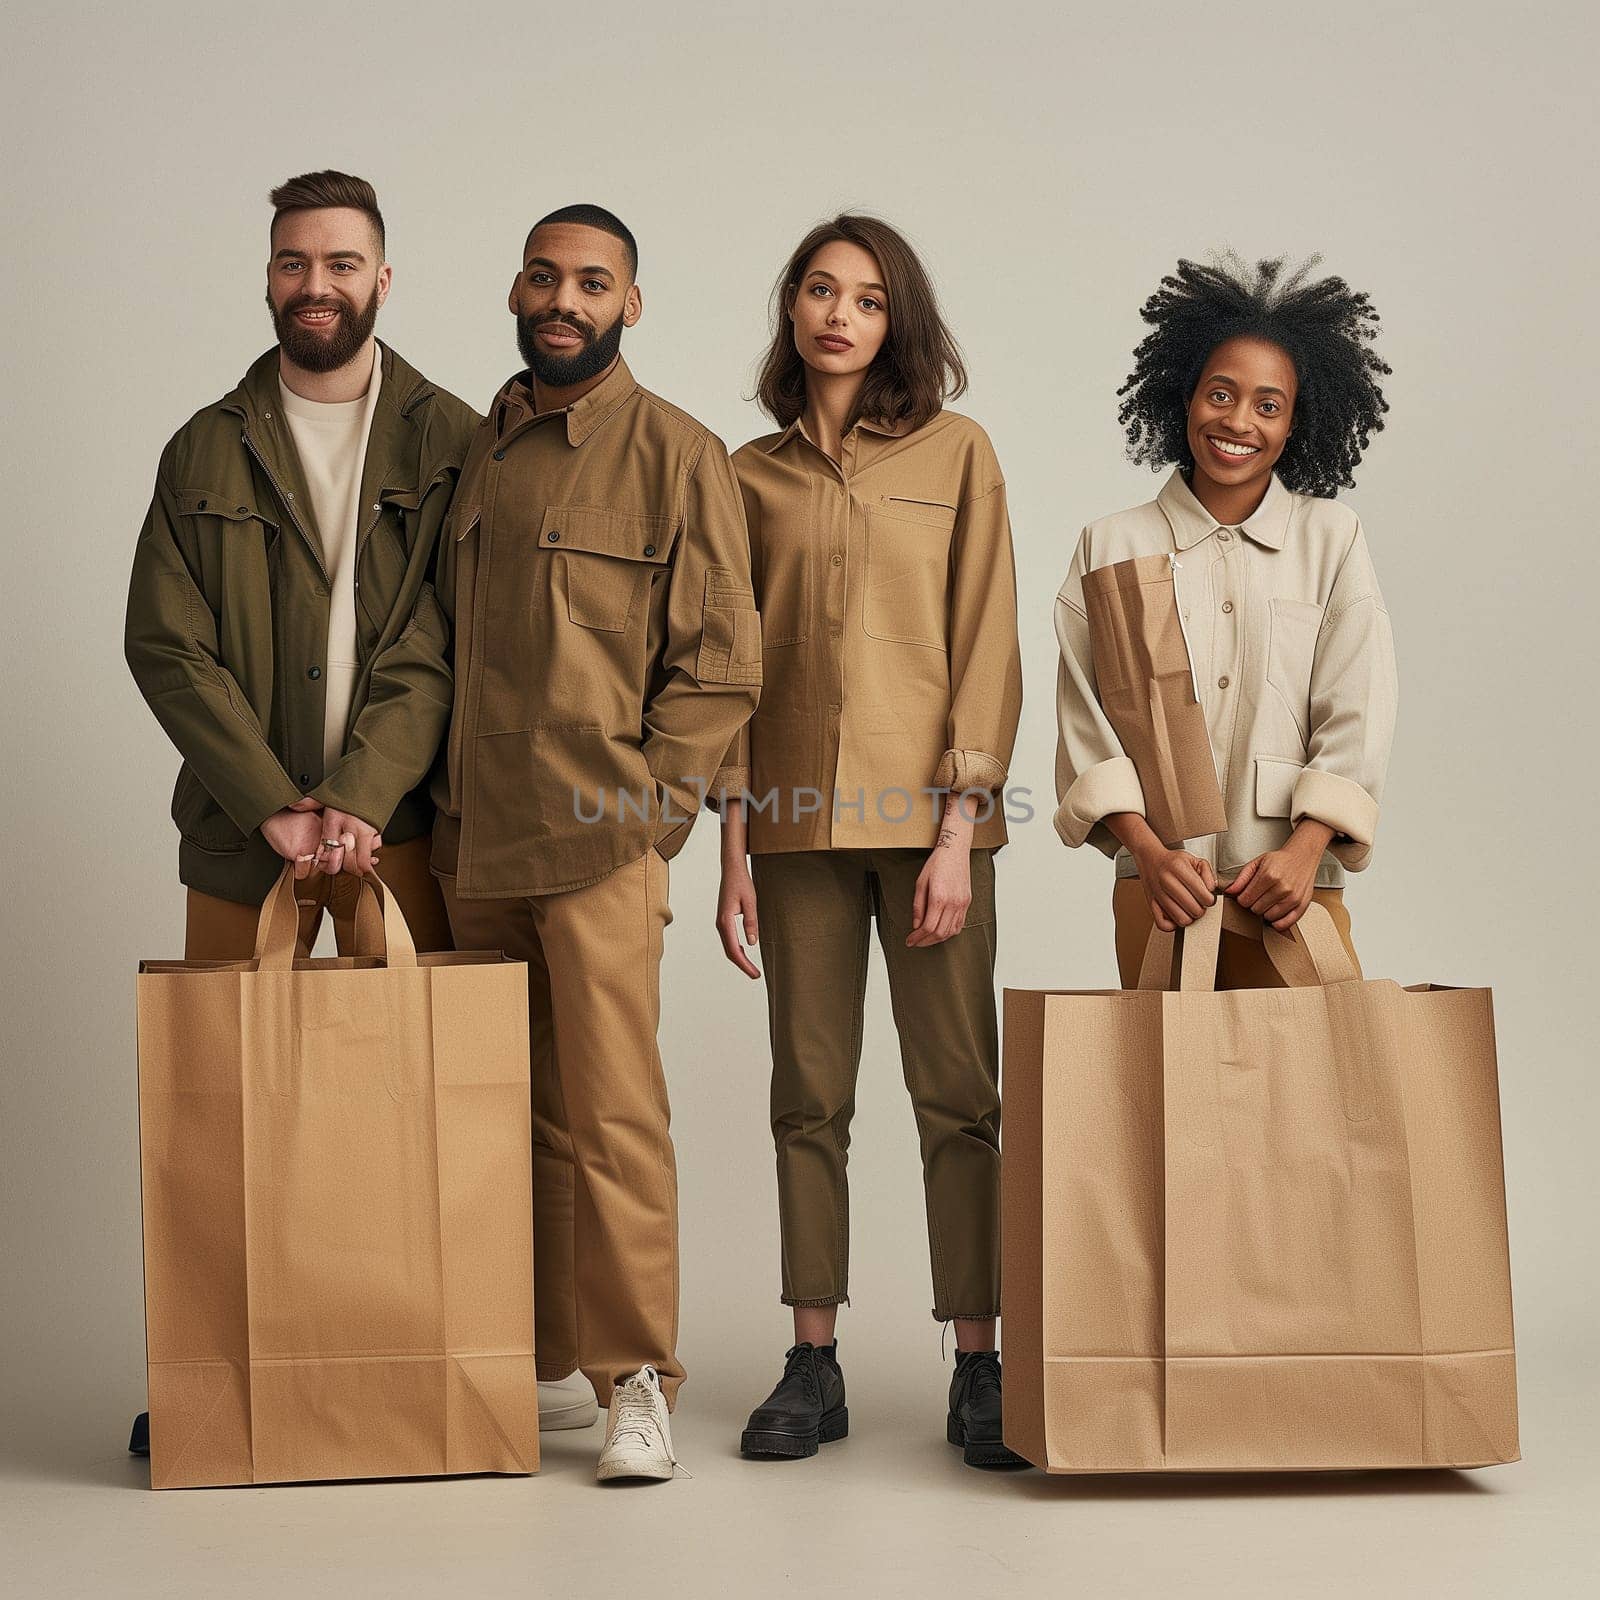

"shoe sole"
[596,1457,676,1483]
[539,1401,600,1431]
[947,1413,1029,1469]
[741,1404,849,1459]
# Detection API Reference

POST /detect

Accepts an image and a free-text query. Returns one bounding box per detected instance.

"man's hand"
[1131,843,1217,932]
[319,807,382,877]
[1223,820,1335,931]
[260,797,325,881]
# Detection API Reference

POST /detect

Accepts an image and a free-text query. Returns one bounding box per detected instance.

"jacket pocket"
[1254,755,1305,820]
[863,501,956,650]
[697,569,763,685]
[540,505,675,632]
[1266,597,1324,743]
[171,764,247,854]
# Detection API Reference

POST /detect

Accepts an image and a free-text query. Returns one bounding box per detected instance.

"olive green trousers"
[751,847,1002,1321]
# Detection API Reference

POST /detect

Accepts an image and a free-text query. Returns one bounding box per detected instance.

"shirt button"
[1221,600,1234,614]
[298,773,311,786]
[1218,675,1230,690]
[547,530,560,542]
[263,409,274,422]
[493,450,506,462]
[371,502,381,514]
[643,543,656,557]
[307,666,321,680]
[1218,529,1231,542]
[830,553,843,567]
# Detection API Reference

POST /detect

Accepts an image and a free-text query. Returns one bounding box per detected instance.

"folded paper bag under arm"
[1002,898,1518,1472]
[1081,552,1227,847]
[135,866,537,1488]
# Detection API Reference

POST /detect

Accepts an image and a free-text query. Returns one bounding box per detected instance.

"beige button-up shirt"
[432,357,761,898]
[1054,469,1397,887]
[712,409,1023,853]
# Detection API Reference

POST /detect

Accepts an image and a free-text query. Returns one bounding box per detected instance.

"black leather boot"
[740,1342,849,1459]
[128,1412,150,1456]
[947,1350,1026,1468]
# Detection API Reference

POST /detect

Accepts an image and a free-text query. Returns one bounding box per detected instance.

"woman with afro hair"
[1054,254,1398,985]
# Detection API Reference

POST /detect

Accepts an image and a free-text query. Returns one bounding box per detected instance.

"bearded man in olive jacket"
[126,170,477,958]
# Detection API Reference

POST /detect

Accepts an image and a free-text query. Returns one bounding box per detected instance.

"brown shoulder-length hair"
[754,214,966,432]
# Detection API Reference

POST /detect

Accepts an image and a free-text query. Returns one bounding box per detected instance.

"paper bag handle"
[252,864,420,971]
[1135,897,1358,993]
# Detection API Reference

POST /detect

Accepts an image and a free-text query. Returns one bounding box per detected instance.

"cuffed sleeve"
[932,747,1009,793]
[1054,754,1146,850]
[313,583,453,829]
[1053,531,1143,856]
[1292,521,1398,872]
[938,480,1022,795]
[642,436,762,854]
[704,720,752,811]
[124,461,300,834]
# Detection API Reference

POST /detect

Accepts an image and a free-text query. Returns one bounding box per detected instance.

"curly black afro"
[1117,254,1390,497]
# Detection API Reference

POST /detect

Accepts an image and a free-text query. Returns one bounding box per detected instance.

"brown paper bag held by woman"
[1079,551,1226,847]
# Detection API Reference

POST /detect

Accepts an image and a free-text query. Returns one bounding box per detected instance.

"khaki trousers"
[751,848,1002,1321]
[1112,878,1361,990]
[183,835,453,959]
[439,848,681,1409]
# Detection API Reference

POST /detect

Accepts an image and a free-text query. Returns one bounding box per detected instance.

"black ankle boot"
[740,1342,848,1459]
[947,1350,1026,1468]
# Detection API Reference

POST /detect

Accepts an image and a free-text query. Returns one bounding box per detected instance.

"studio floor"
[4,1340,1593,1599]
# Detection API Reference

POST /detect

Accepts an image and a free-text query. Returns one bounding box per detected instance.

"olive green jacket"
[125,342,479,903]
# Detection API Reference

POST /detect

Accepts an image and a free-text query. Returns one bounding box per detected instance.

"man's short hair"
[527,204,637,279]
[269,170,386,257]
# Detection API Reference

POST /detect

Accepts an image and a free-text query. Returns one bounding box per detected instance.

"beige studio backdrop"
[3,1,1597,1596]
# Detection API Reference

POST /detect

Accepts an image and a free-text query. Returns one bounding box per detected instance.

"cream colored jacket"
[1054,469,1398,888]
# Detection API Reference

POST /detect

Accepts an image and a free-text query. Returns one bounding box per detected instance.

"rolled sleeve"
[704,723,752,811]
[1294,522,1398,873]
[1054,755,1146,850]
[938,480,1022,795]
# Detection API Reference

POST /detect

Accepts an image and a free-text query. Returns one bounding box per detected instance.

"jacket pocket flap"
[380,466,457,511]
[539,505,676,563]
[1254,755,1304,819]
[175,488,270,524]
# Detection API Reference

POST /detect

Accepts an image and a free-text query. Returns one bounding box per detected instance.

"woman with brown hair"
[709,215,1024,1467]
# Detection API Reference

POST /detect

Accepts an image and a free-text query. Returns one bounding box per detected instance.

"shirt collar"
[492,355,639,447]
[1157,467,1292,551]
[762,411,917,455]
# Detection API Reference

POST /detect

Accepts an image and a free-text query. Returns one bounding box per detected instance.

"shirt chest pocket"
[539,505,675,632]
[863,497,957,651]
[1266,597,1325,743]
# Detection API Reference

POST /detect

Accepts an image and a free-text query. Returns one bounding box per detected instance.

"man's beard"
[516,309,625,389]
[268,284,380,374]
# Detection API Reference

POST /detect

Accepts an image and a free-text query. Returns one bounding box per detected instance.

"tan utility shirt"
[711,410,1023,853]
[431,358,761,898]
[1054,469,1398,888]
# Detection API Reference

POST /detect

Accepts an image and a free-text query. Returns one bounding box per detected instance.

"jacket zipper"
[243,429,330,587]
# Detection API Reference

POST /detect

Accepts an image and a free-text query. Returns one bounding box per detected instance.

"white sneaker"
[595,1364,677,1482]
[538,1372,599,1431]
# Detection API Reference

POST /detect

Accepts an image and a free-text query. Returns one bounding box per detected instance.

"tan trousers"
[183,835,453,959]
[751,848,1002,1321]
[1112,878,1361,990]
[439,848,681,1409]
